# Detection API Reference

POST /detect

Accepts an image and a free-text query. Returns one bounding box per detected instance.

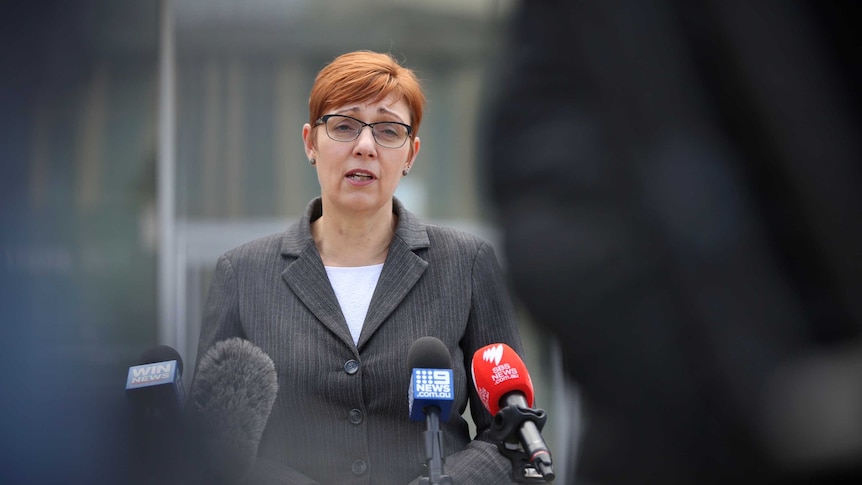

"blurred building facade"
[1,1,567,483]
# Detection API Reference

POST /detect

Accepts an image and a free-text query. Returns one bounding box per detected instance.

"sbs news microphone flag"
[472,343,555,482]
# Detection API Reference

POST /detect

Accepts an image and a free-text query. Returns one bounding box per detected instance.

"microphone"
[407,336,455,485]
[126,344,185,421]
[472,343,555,482]
[187,337,279,485]
[125,345,186,484]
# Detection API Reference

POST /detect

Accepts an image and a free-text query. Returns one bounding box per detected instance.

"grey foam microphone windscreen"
[189,337,279,484]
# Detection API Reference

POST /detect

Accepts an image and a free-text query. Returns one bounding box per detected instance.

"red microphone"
[471,343,535,415]
[472,343,554,482]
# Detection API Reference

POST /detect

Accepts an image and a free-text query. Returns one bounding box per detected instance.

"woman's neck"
[311,204,396,267]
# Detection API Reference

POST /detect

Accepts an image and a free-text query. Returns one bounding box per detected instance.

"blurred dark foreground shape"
[482,1,862,484]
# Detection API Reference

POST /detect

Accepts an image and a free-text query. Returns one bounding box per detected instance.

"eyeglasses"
[315,114,413,149]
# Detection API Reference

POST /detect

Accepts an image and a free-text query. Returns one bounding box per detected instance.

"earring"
[402,166,410,176]
[309,158,316,165]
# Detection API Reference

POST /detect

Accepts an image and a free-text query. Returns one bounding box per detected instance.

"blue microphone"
[407,336,454,485]
[409,368,454,422]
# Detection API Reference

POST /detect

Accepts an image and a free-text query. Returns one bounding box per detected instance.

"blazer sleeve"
[194,253,244,374]
[411,240,525,485]
[192,252,321,485]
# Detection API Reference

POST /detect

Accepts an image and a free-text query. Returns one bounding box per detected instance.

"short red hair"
[308,50,427,137]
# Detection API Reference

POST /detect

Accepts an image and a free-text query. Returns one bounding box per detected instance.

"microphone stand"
[490,396,555,483]
[420,406,454,485]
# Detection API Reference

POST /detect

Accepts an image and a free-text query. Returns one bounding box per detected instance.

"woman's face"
[303,94,420,217]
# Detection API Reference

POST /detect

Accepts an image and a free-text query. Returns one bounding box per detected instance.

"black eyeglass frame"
[314,114,413,148]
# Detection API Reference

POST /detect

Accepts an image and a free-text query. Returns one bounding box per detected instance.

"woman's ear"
[408,136,420,164]
[302,123,316,161]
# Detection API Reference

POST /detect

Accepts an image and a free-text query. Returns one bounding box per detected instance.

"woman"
[193,50,526,485]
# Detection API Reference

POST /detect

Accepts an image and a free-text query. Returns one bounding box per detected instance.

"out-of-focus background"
[0,1,567,483]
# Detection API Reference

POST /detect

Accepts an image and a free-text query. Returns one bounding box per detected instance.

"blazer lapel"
[281,244,355,347]
[358,199,430,348]
[280,200,355,349]
[278,197,431,350]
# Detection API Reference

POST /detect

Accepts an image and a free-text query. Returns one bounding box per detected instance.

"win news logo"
[126,360,178,389]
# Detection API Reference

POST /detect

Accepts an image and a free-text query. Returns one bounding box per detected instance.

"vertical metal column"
[157,0,178,348]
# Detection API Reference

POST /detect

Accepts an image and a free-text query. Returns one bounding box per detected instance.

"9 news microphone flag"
[407,336,455,485]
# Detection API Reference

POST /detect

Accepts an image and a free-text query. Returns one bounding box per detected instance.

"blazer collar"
[279,197,430,350]
[278,197,430,256]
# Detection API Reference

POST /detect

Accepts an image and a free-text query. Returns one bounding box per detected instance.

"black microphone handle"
[502,393,555,480]
[421,406,454,485]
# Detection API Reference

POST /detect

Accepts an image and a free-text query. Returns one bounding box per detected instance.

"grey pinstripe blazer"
[193,197,525,485]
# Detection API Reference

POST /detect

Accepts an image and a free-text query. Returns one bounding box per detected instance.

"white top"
[324,263,384,345]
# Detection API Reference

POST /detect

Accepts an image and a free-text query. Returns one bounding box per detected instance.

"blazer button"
[349,408,363,424]
[344,359,360,375]
[351,459,368,476]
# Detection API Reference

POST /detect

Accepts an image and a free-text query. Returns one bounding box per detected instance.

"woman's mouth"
[346,170,374,181]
